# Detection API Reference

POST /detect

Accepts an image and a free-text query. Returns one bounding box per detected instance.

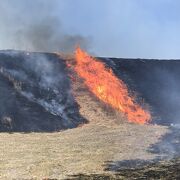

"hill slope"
[0,51,179,179]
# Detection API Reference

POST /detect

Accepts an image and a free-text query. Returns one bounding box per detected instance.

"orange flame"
[74,47,151,124]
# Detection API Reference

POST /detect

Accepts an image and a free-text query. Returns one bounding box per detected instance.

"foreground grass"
[0,123,167,179]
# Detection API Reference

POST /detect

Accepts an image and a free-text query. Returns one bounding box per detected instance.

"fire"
[74,47,151,124]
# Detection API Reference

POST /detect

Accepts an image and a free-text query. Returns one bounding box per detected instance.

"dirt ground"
[0,57,170,179]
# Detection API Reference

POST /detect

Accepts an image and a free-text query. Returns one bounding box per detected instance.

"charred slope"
[101,57,180,126]
[1,50,180,131]
[0,50,86,132]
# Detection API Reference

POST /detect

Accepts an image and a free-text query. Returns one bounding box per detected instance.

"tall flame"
[74,47,151,124]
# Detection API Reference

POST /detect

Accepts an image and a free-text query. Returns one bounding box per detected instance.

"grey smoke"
[0,51,80,128]
[0,0,91,52]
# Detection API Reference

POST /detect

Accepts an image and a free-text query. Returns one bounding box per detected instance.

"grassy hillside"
[0,52,179,179]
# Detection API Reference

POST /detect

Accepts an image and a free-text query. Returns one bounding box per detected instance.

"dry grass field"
[0,60,170,179]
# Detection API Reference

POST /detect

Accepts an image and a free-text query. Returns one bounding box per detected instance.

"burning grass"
[74,47,151,124]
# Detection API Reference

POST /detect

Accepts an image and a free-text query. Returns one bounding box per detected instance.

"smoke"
[1,0,180,58]
[0,0,91,52]
[151,67,180,159]
[0,51,85,131]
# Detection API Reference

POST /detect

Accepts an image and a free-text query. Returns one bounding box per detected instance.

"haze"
[0,0,180,59]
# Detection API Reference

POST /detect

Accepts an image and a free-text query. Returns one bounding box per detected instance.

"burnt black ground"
[0,50,86,132]
[101,57,180,126]
[68,158,180,179]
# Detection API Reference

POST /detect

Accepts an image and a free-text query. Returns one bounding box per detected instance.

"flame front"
[74,47,151,124]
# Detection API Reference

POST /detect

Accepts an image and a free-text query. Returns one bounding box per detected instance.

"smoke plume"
[0,0,91,52]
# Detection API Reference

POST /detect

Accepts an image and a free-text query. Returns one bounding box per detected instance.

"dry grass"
[0,57,169,179]
[0,123,167,179]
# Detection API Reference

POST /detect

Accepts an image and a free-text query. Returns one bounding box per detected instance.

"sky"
[0,0,180,58]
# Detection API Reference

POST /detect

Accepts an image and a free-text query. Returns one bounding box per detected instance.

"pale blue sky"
[1,0,180,58]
